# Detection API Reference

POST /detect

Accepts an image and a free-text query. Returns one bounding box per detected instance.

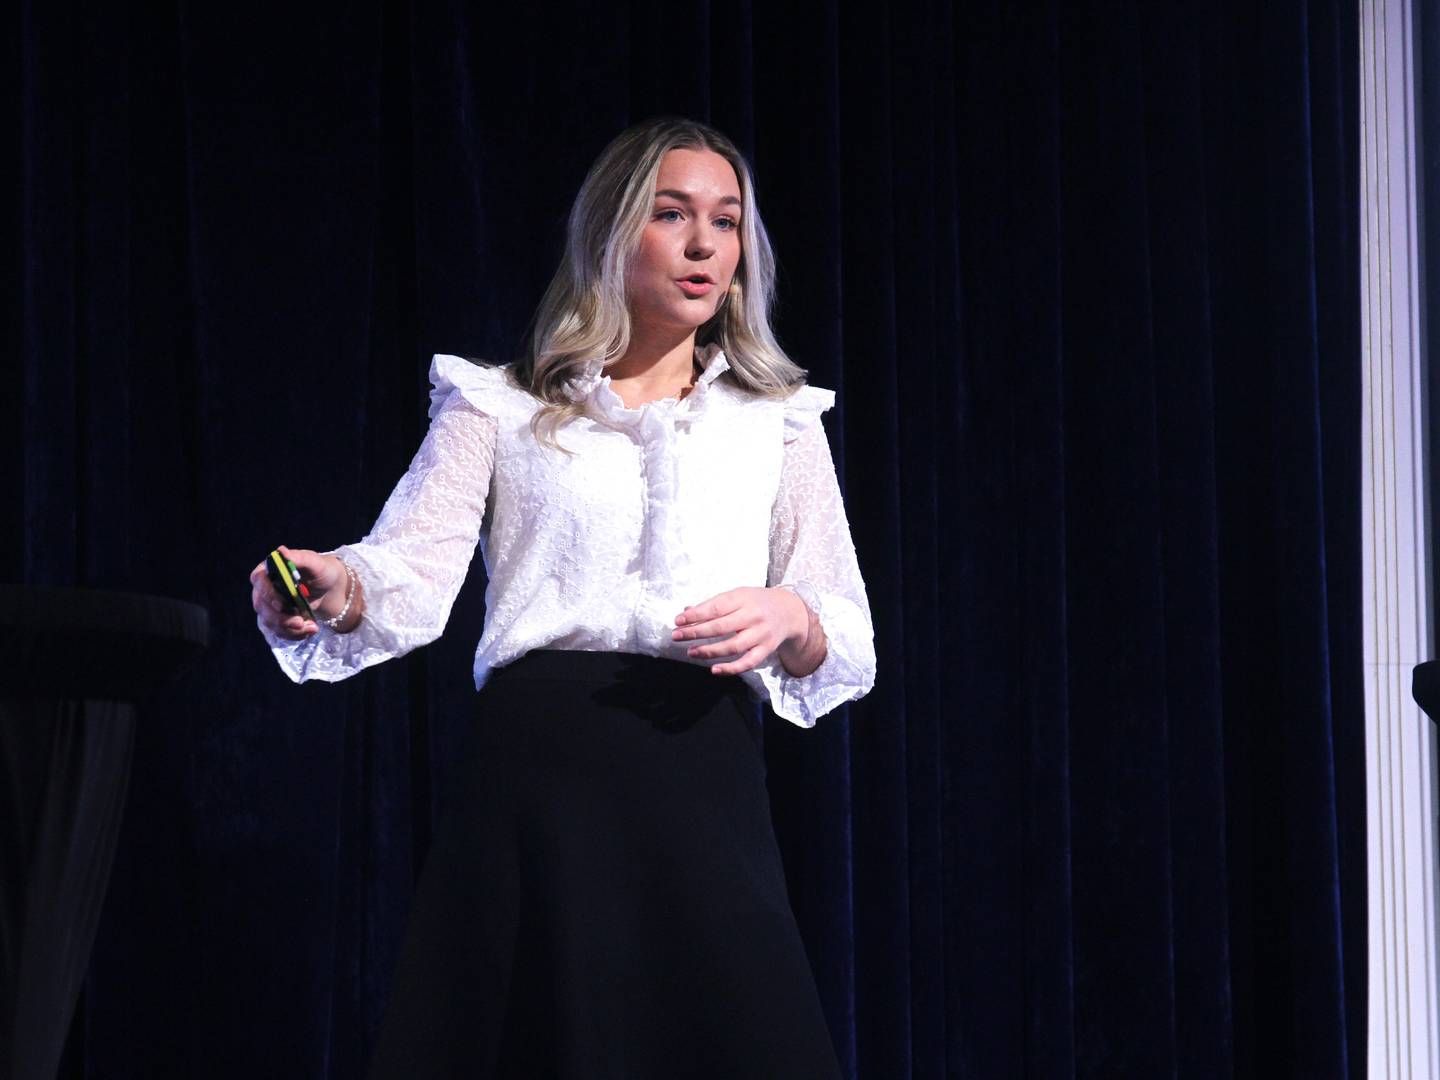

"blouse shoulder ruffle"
[781,383,836,443]
[428,354,537,421]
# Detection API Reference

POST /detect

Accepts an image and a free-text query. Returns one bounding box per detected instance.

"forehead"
[653,148,741,201]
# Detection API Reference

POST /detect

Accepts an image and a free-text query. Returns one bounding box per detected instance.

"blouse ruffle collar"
[565,343,730,421]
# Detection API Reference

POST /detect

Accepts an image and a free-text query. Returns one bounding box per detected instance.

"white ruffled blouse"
[261,344,876,727]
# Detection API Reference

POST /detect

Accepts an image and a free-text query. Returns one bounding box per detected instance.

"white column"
[1361,0,1438,1075]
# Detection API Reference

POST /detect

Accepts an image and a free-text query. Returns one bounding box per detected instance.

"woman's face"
[626,148,743,336]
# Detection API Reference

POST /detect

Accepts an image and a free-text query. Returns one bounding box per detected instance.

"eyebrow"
[654,189,742,208]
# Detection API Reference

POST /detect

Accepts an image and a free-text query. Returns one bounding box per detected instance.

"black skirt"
[365,650,843,1080]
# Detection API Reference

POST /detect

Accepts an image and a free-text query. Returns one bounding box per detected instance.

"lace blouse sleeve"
[750,387,877,726]
[260,358,501,682]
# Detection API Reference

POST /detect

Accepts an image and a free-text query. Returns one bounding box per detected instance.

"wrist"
[774,586,811,647]
[774,583,826,678]
[311,556,346,618]
[318,557,359,631]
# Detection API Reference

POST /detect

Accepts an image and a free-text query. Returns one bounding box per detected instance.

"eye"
[655,208,684,223]
[714,216,739,231]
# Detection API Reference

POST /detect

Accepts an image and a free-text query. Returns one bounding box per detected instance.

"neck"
[609,325,699,387]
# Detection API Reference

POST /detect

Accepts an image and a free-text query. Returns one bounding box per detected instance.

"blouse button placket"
[626,403,687,645]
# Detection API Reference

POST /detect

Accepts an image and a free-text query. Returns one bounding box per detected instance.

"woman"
[250,117,875,1078]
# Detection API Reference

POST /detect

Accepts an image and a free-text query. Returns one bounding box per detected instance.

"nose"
[685,224,714,261]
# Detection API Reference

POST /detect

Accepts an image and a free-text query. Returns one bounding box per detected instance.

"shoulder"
[427,355,538,422]
[709,376,835,442]
[779,383,836,444]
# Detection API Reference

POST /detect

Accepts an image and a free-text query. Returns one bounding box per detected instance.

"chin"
[660,305,719,332]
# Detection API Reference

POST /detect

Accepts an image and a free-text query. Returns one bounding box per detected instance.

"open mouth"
[676,276,715,296]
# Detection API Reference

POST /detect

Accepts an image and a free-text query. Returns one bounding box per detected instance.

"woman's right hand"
[249,545,346,640]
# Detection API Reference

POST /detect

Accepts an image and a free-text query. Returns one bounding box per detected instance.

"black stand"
[0,586,207,1080]
[1414,661,1440,724]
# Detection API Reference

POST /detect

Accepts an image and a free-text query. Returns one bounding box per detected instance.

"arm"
[757,416,876,725]
[257,391,497,682]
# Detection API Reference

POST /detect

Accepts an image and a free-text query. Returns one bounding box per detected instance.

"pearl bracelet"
[322,559,357,630]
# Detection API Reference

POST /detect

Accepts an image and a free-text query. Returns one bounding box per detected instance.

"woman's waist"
[487,647,729,689]
[476,601,743,668]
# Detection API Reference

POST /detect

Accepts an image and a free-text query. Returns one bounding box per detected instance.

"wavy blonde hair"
[508,116,806,448]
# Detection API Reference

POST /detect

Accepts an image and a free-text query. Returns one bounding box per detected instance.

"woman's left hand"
[673,586,809,675]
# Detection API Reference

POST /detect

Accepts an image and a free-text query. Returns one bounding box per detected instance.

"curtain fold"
[8,0,1362,1075]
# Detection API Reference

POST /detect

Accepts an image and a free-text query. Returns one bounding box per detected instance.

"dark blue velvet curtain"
[6,1,1363,1076]
[1425,0,1440,622]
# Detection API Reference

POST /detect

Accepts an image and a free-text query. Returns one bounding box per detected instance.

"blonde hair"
[508,116,806,447]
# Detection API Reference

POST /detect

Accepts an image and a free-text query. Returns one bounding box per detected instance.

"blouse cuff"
[262,545,417,683]
[746,579,876,727]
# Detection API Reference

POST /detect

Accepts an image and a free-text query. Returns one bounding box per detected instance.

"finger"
[252,577,283,613]
[277,545,320,579]
[277,545,308,576]
[276,619,313,640]
[687,628,762,661]
[673,611,749,641]
[675,592,742,626]
[711,643,770,676]
[287,548,340,593]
